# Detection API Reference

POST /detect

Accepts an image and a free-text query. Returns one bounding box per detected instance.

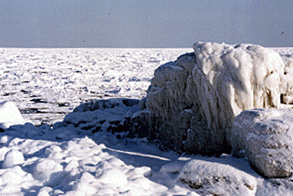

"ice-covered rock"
[128,109,150,138]
[61,98,140,135]
[281,57,293,105]
[146,41,288,155]
[232,108,293,178]
[0,101,26,129]
[178,159,257,196]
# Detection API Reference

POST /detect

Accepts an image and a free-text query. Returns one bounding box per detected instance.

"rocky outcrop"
[232,109,293,178]
[145,42,287,155]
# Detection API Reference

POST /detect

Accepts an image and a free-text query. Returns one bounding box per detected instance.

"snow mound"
[0,101,26,129]
[96,168,128,187]
[146,41,289,155]
[0,166,39,194]
[232,108,293,178]
[2,149,24,169]
[32,159,64,186]
[178,159,257,196]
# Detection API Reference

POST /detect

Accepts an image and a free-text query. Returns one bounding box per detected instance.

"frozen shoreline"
[1,47,293,195]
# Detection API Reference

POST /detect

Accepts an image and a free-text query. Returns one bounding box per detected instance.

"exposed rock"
[146,41,288,155]
[232,109,293,178]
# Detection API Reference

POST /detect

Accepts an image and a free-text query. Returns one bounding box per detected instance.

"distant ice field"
[0,48,193,126]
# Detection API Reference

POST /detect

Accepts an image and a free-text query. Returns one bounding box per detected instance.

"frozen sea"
[1,47,293,196]
[0,48,193,126]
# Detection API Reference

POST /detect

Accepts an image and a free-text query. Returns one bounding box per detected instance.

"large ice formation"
[232,109,293,178]
[146,42,289,155]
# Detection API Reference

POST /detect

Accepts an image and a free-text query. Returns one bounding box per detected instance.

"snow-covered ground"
[1,47,293,195]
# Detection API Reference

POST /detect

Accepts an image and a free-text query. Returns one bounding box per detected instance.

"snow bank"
[146,41,289,155]
[232,109,293,178]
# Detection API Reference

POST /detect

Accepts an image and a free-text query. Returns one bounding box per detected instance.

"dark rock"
[92,126,101,134]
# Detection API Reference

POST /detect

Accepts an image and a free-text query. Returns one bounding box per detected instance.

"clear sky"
[0,0,292,48]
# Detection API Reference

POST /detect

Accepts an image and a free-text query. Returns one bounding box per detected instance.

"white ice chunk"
[0,101,26,129]
[2,149,24,169]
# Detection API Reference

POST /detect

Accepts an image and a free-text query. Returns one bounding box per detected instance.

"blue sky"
[0,0,292,48]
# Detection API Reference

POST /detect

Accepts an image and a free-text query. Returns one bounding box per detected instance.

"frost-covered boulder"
[146,41,288,155]
[232,109,293,178]
[178,159,257,195]
[0,101,26,129]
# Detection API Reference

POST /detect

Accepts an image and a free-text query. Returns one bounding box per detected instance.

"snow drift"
[146,41,290,155]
